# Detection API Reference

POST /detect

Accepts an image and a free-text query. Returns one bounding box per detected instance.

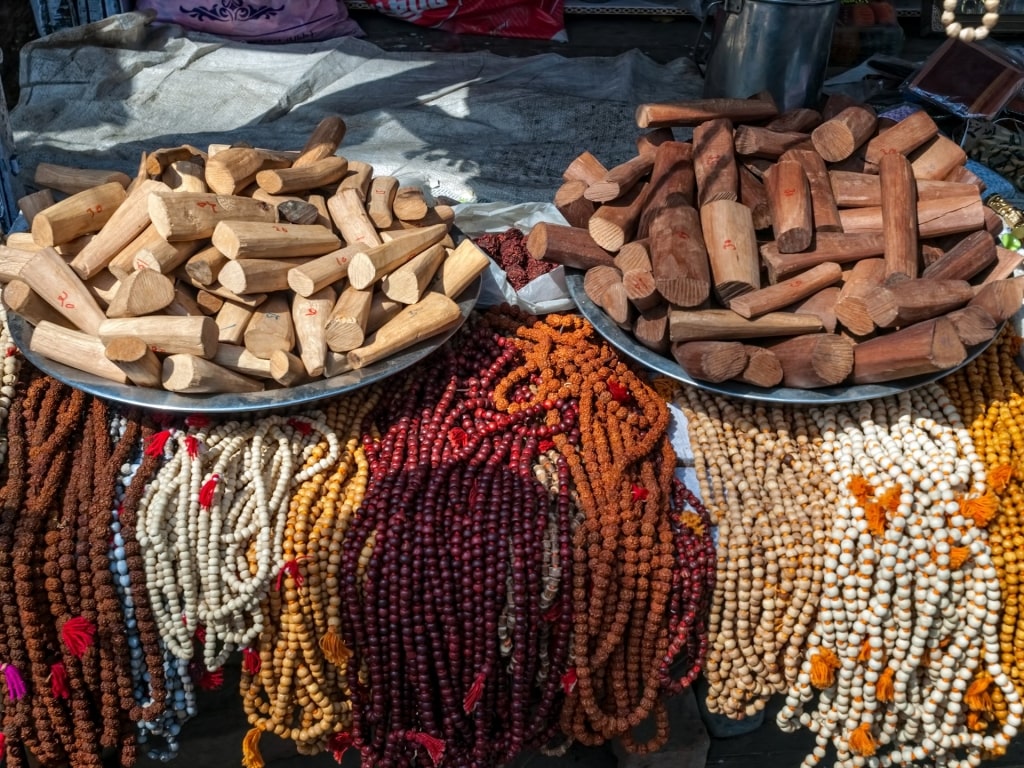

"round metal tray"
[8,277,481,414]
[567,272,994,405]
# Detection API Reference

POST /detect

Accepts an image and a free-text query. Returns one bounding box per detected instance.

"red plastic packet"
[365,0,566,41]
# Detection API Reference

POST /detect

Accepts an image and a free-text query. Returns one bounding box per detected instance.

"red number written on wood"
[196,201,219,213]
[783,188,796,197]
[57,290,75,309]
[722,239,737,251]
[305,308,318,316]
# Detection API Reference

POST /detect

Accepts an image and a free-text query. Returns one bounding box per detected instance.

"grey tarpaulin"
[10,11,702,205]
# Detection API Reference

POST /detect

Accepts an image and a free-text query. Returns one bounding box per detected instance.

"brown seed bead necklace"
[241,391,377,763]
[489,310,682,753]
[677,386,833,719]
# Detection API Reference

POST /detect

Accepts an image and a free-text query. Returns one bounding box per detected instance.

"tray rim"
[8,276,481,415]
[566,271,996,405]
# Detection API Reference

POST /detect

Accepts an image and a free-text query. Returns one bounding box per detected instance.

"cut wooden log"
[268,349,309,386]
[382,242,447,304]
[585,154,654,203]
[0,244,36,283]
[20,246,107,335]
[34,162,131,196]
[105,270,176,318]
[428,239,490,300]
[865,278,974,328]
[811,105,877,162]
[851,316,966,384]
[32,182,126,247]
[554,179,596,229]
[347,224,449,289]
[614,239,652,274]
[243,295,296,359]
[920,230,996,282]
[287,244,361,297]
[584,265,632,327]
[732,126,812,159]
[761,232,886,283]
[738,165,771,231]
[98,315,219,357]
[838,194,984,239]
[212,343,275,379]
[393,186,429,222]
[103,336,163,388]
[214,300,255,345]
[368,175,400,229]
[769,333,855,388]
[294,115,346,167]
[145,145,204,178]
[728,262,842,319]
[17,189,56,228]
[621,268,661,312]
[148,190,275,243]
[764,159,813,253]
[205,147,286,196]
[669,309,823,342]
[219,257,314,295]
[292,287,335,377]
[633,303,670,354]
[764,108,822,133]
[736,345,784,387]
[637,141,696,237]
[325,284,375,353]
[701,199,760,303]
[828,171,978,207]
[185,245,228,286]
[910,135,967,180]
[834,258,886,337]
[255,156,348,195]
[864,109,938,164]
[781,148,841,233]
[211,221,341,260]
[693,118,738,205]
[635,98,779,128]
[162,354,263,393]
[28,321,129,383]
[2,280,71,328]
[879,153,919,279]
[163,159,207,193]
[526,223,615,271]
[969,278,1024,323]
[348,291,463,369]
[562,151,609,186]
[588,182,649,252]
[636,127,676,155]
[649,202,710,308]
[338,160,374,201]
[328,187,383,248]
[976,245,1024,286]
[671,340,748,383]
[947,304,998,346]
[787,285,840,333]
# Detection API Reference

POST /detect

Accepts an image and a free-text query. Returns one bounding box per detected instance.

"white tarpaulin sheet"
[10,11,703,205]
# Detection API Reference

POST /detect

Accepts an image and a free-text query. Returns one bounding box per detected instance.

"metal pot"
[697,0,839,112]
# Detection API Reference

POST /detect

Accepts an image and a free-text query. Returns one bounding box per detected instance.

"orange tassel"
[949,546,971,570]
[876,667,894,703]
[810,648,841,689]
[964,493,999,528]
[878,485,902,513]
[989,463,1013,494]
[849,723,877,757]
[858,639,872,663]
[967,710,989,732]
[242,726,264,768]
[966,672,994,713]
[320,628,353,667]
[864,502,887,537]
[848,476,872,504]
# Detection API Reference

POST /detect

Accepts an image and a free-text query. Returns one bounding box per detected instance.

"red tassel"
[561,667,578,694]
[463,671,486,714]
[242,647,261,676]
[327,732,353,764]
[199,474,220,510]
[198,667,224,691]
[185,435,200,458]
[194,625,206,644]
[0,731,5,754]
[50,662,70,699]
[61,616,96,658]
[631,484,649,502]
[275,559,307,591]
[448,427,468,448]
[144,429,173,457]
[5,347,17,358]
[542,600,561,622]
[607,379,630,402]
[287,418,313,436]
[184,414,210,428]
[538,439,556,452]
[406,731,445,765]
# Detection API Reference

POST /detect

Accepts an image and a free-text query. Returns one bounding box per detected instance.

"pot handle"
[692,0,724,72]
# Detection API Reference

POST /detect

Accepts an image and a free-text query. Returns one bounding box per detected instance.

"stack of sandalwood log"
[0,116,489,395]
[529,95,1024,390]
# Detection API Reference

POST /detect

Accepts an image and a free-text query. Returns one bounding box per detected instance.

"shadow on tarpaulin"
[6,9,703,222]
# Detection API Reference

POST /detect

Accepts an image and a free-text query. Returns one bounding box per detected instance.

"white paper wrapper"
[453,201,577,315]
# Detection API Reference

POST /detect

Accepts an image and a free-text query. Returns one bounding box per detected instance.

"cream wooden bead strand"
[942,0,999,41]
[0,303,21,466]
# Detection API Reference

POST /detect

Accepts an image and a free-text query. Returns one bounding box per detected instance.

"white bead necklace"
[0,303,22,467]
[777,383,1022,768]
[136,414,340,670]
[942,0,999,41]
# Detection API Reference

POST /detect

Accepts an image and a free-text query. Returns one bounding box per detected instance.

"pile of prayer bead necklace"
[339,313,575,768]
[945,329,1024,727]
[488,309,695,754]
[108,416,195,762]
[0,371,142,767]
[777,384,1021,768]
[241,391,378,764]
[136,415,338,671]
[0,303,21,466]
[677,387,833,719]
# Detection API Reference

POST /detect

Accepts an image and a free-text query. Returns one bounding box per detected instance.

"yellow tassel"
[810,648,841,689]
[876,667,894,703]
[242,726,264,768]
[966,672,994,713]
[320,627,353,667]
[857,639,872,663]
[989,463,1013,494]
[967,711,989,732]
[864,502,886,537]
[964,493,999,528]
[680,511,706,537]
[949,546,971,570]
[849,723,877,757]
